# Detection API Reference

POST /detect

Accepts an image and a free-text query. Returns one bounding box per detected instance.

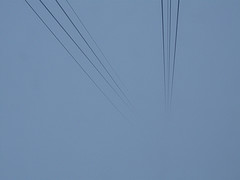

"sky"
[0,0,240,179]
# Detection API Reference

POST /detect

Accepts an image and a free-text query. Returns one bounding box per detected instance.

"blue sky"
[1,0,240,179]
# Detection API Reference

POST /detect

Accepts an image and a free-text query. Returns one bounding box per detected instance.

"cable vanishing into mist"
[39,0,130,108]
[160,0,167,108]
[25,0,129,120]
[65,0,128,94]
[55,0,132,108]
[160,0,180,110]
[26,0,180,114]
[170,0,180,106]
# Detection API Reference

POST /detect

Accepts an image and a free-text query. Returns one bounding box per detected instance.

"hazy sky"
[1,0,240,179]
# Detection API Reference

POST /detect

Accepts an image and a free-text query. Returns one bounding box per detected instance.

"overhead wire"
[162,0,181,110]
[24,0,128,120]
[65,0,129,97]
[39,0,130,108]
[168,0,172,108]
[170,0,180,106]
[166,0,170,107]
[160,0,167,108]
[55,0,133,107]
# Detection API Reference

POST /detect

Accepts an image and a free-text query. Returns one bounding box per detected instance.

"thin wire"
[160,0,166,108]
[39,0,129,107]
[168,0,172,108]
[55,0,133,107]
[25,0,128,120]
[166,0,170,107]
[65,0,128,94]
[170,0,180,105]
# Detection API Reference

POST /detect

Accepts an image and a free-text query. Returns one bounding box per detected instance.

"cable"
[65,0,129,96]
[170,0,180,105]
[168,0,172,107]
[25,0,128,120]
[166,0,170,107]
[39,0,129,107]
[160,0,166,108]
[55,0,132,107]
